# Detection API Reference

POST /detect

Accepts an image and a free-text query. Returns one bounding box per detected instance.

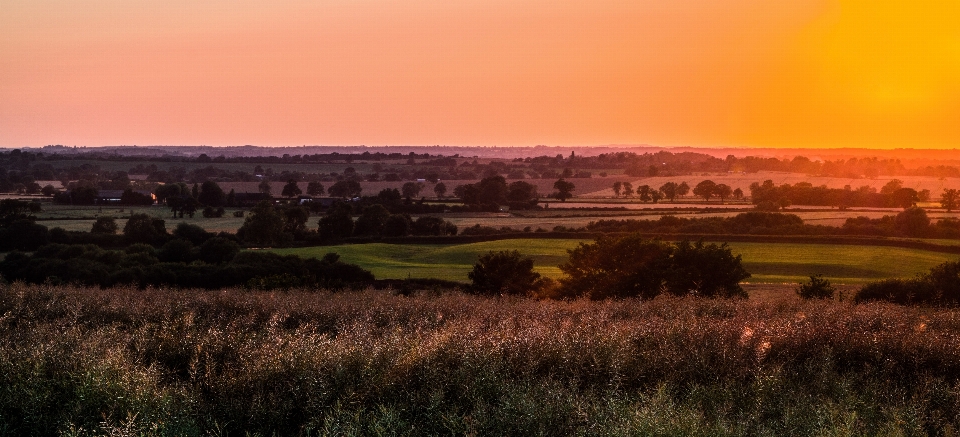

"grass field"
[273,239,960,285]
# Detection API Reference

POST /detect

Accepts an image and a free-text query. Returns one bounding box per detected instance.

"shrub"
[796,274,835,299]
[90,217,118,234]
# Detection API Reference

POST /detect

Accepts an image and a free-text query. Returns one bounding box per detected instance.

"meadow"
[273,239,960,285]
[5,283,960,436]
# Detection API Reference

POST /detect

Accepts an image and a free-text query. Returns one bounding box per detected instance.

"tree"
[557,235,749,300]
[559,235,674,300]
[317,203,354,241]
[476,176,509,204]
[281,180,302,198]
[881,179,904,195]
[622,182,633,198]
[553,178,575,202]
[796,274,835,300]
[307,181,325,197]
[507,181,538,203]
[612,181,623,197]
[650,190,663,203]
[280,205,310,233]
[941,188,959,212]
[715,184,733,204]
[328,180,362,198]
[123,213,167,245]
[659,182,678,202]
[677,182,690,198]
[667,240,750,298]
[401,181,424,199]
[895,206,931,237]
[637,185,652,202]
[468,250,542,295]
[433,182,447,199]
[454,184,480,204]
[412,216,457,236]
[198,181,225,206]
[41,184,58,197]
[167,195,200,218]
[91,217,118,234]
[693,180,717,202]
[237,201,287,247]
[353,204,390,236]
[154,183,187,204]
[382,214,413,237]
[733,188,744,200]
[258,179,272,196]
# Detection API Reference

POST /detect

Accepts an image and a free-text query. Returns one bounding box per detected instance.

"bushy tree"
[660,182,678,201]
[694,180,717,202]
[942,189,959,212]
[382,214,413,237]
[401,182,424,199]
[553,178,575,202]
[507,181,539,203]
[281,180,302,198]
[91,217,118,234]
[237,201,287,247]
[172,222,213,246]
[468,250,542,295]
[123,213,167,245]
[198,181,225,206]
[258,179,272,195]
[433,182,447,199]
[317,203,354,241]
[329,180,362,198]
[353,204,390,236]
[307,181,325,197]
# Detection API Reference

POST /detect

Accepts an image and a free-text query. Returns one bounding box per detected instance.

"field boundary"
[298,233,960,254]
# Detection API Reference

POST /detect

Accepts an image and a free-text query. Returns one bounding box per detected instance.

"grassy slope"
[273,239,959,284]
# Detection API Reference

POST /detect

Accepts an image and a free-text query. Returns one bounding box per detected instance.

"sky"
[1,0,958,149]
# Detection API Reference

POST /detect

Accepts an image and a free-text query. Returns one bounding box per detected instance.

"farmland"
[273,239,960,285]
[6,283,960,435]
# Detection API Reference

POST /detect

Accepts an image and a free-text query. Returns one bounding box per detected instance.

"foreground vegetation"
[275,239,960,284]
[5,283,960,435]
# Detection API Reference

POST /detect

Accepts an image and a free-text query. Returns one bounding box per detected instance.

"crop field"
[32,204,248,233]
[580,171,960,197]
[9,283,960,434]
[274,239,960,285]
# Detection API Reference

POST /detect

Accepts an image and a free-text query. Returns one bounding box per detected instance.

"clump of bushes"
[856,259,960,306]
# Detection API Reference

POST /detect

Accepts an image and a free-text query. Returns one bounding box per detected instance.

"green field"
[273,239,960,285]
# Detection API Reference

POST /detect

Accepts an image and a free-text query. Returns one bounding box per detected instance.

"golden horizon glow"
[1,0,958,149]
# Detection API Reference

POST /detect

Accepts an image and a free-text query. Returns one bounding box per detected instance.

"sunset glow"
[1,0,958,149]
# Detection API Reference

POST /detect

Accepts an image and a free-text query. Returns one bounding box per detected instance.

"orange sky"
[1,0,958,149]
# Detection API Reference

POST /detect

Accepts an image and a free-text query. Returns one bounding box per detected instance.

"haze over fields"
[2,1,959,150]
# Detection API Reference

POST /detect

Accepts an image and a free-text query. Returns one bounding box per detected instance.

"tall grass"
[3,282,960,435]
